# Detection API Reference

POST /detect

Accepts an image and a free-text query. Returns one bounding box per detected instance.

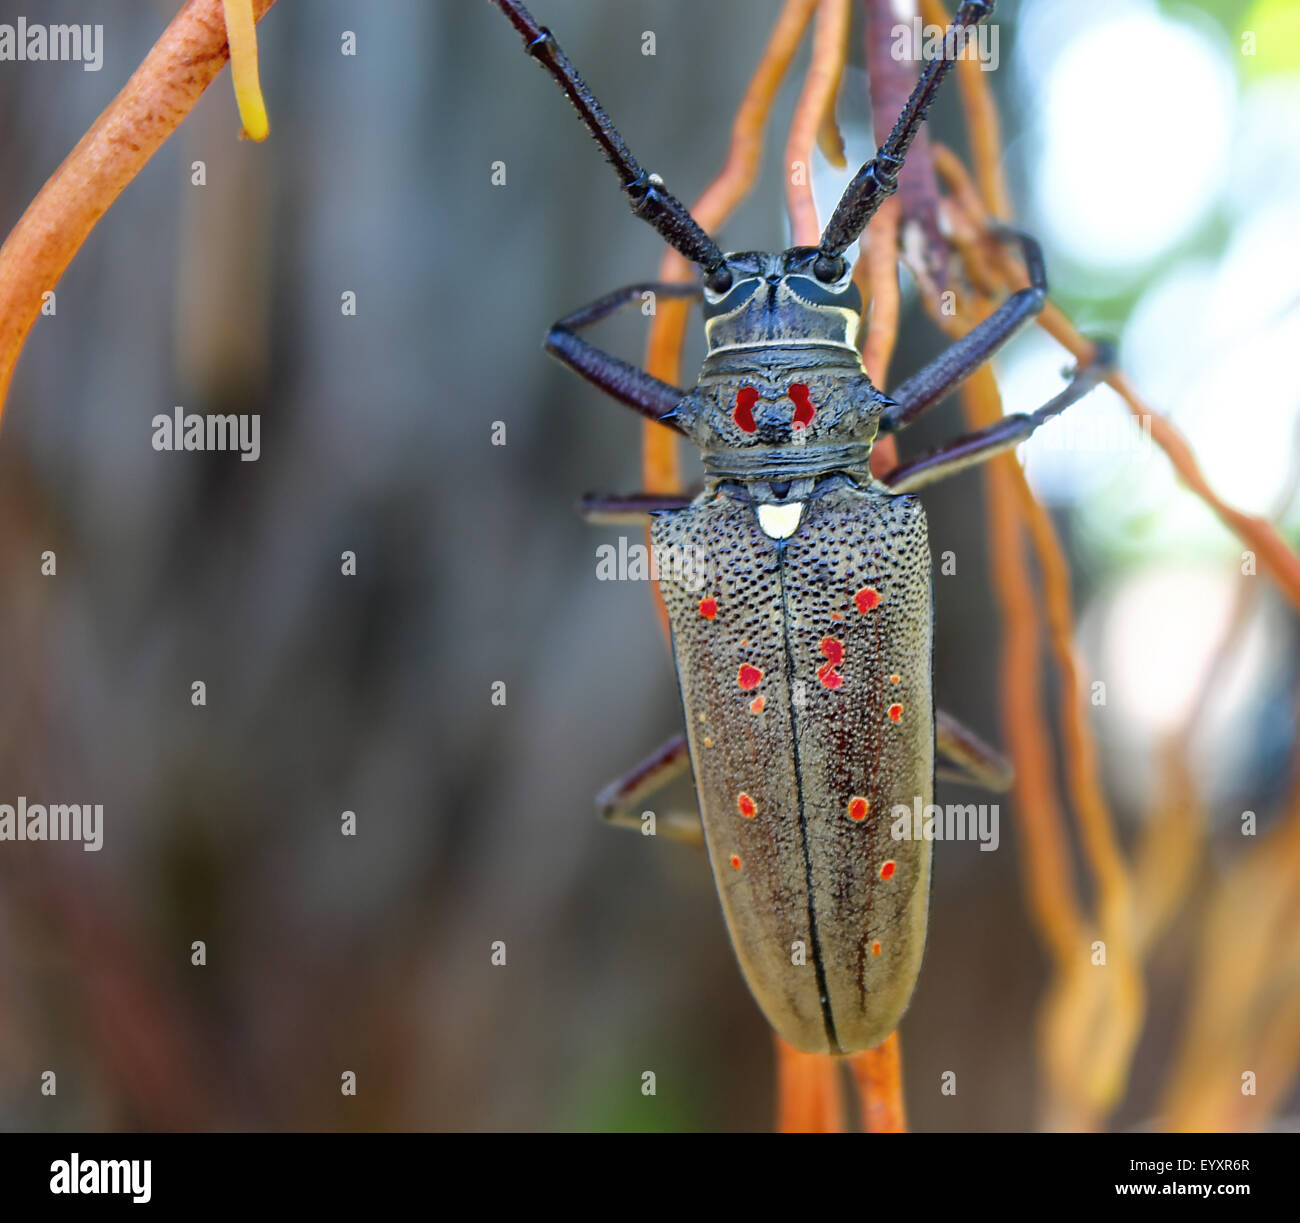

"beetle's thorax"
[667,248,893,491]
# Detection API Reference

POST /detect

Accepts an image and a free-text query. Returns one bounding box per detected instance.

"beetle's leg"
[881,229,1046,434]
[936,709,1013,792]
[578,491,696,524]
[546,282,700,428]
[882,342,1116,493]
[597,731,704,847]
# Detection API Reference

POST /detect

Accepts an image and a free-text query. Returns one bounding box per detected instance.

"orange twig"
[926,15,1152,1115]
[0,0,278,415]
[952,365,1085,966]
[861,197,902,391]
[848,1033,907,1132]
[784,0,852,247]
[926,114,1143,1120]
[775,1036,844,1131]
[921,0,1009,220]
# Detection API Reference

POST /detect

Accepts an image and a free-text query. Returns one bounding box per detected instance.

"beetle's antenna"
[491,0,730,282]
[818,1,994,261]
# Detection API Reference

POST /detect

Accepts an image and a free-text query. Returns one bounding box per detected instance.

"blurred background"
[0,0,1297,1131]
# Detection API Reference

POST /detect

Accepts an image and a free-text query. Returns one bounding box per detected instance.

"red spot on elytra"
[830,612,844,621]
[817,637,844,689]
[733,386,759,433]
[888,703,904,723]
[738,664,764,690]
[855,587,880,614]
[749,695,765,714]
[889,673,901,684]
[880,860,896,880]
[848,797,869,823]
[698,597,717,619]
[730,854,742,870]
[871,941,882,957]
[737,793,757,819]
[788,383,816,429]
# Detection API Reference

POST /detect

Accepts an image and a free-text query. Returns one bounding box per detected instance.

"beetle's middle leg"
[597,709,1013,847]
[596,731,704,846]
[936,709,1013,792]
[881,341,1116,493]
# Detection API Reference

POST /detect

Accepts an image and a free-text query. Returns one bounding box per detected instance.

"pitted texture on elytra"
[653,481,934,1054]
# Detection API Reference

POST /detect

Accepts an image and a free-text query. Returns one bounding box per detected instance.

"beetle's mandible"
[492,0,1110,1055]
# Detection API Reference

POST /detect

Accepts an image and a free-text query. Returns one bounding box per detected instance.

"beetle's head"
[700,247,861,354]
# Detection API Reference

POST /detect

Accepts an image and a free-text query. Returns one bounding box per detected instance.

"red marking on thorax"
[871,941,882,957]
[737,664,764,690]
[855,587,880,614]
[737,793,757,819]
[817,637,844,689]
[729,854,742,870]
[848,797,869,823]
[733,387,759,433]
[698,597,717,619]
[880,860,896,880]
[788,383,816,429]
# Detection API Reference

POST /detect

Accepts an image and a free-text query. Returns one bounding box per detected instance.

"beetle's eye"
[705,265,734,295]
[813,255,846,285]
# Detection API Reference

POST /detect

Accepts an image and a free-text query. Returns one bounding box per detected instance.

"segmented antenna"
[492,0,729,279]
[819,1,995,260]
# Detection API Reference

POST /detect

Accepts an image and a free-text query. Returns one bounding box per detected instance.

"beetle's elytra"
[494,0,1108,1054]
[656,480,933,1052]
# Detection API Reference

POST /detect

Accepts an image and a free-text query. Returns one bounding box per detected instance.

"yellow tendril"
[222,0,269,141]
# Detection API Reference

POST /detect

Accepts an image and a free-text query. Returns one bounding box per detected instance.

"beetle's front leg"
[595,731,704,846]
[881,228,1048,434]
[545,282,701,426]
[882,342,1116,493]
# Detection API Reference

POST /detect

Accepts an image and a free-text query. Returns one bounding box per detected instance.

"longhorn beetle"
[492,0,1108,1055]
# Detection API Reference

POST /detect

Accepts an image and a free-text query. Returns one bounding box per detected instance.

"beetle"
[492,0,1109,1054]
